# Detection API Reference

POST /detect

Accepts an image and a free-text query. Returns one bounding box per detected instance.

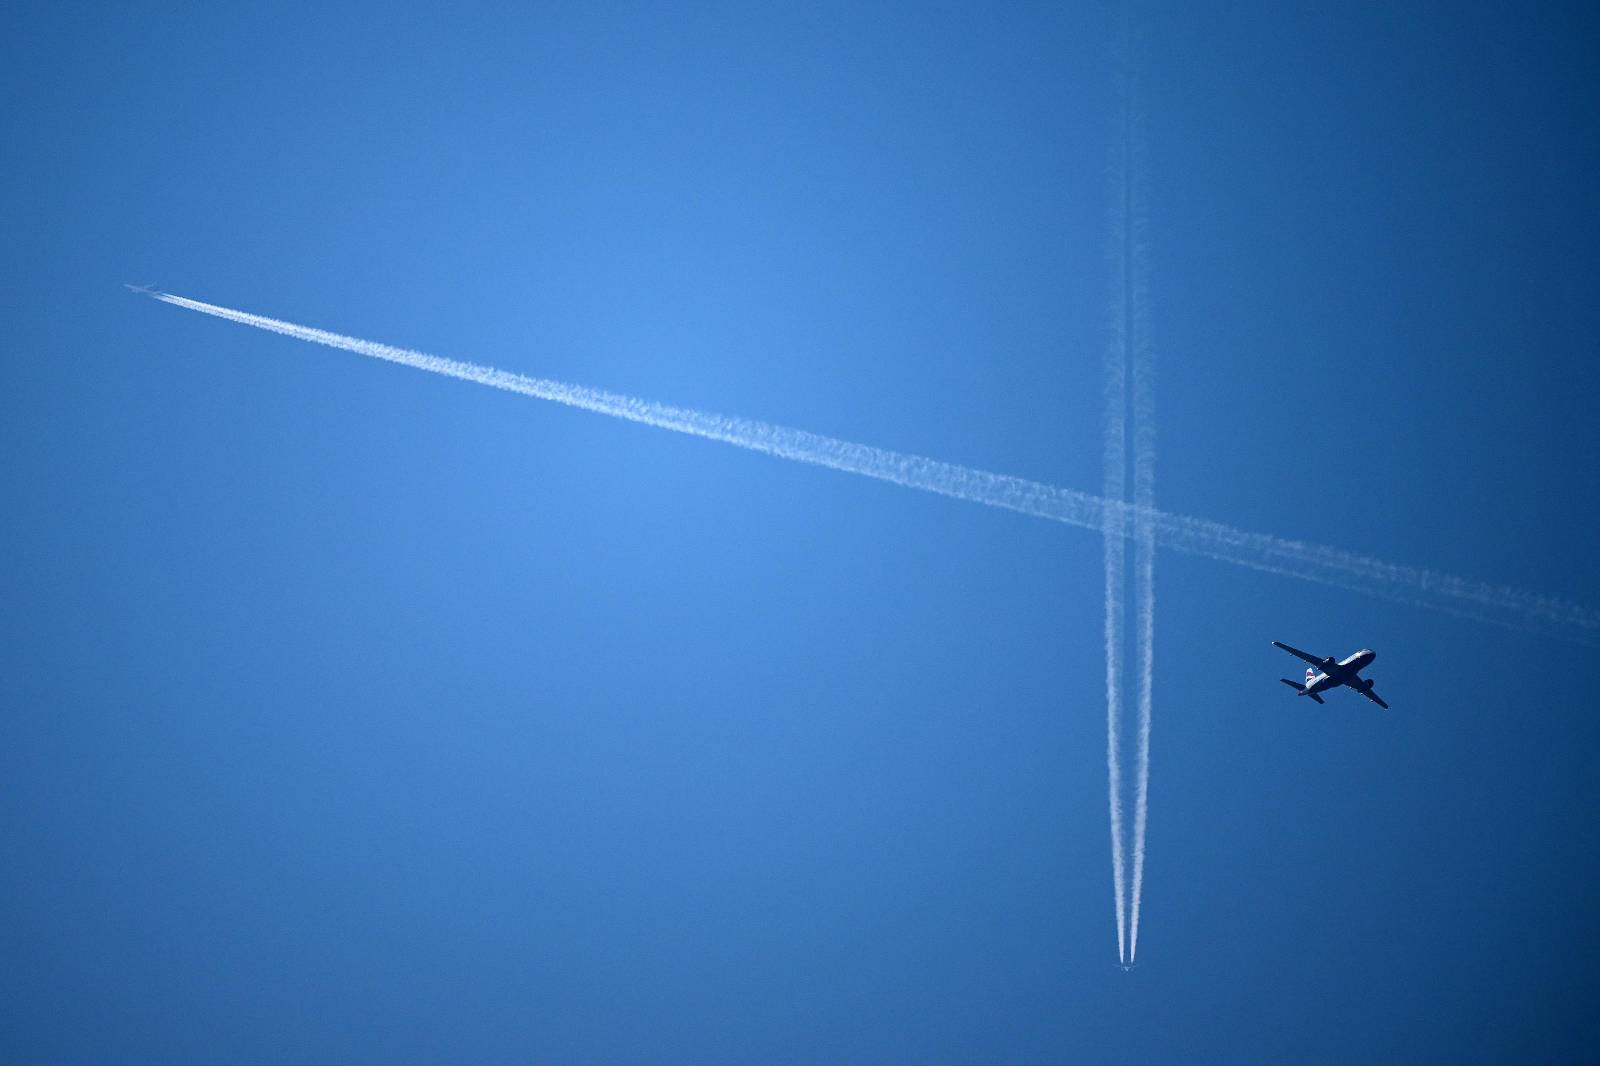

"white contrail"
[1124,44,1156,965]
[133,289,1600,646]
[1101,148,1131,965]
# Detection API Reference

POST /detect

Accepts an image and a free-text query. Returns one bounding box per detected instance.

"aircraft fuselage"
[1274,641,1388,709]
[1304,649,1376,695]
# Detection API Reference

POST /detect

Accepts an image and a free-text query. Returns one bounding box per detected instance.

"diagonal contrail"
[132,288,1600,648]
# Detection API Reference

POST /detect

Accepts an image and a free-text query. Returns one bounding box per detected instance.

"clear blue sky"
[5,2,1599,1061]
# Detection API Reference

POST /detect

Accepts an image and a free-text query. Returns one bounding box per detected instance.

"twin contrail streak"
[1101,215,1131,965]
[1125,59,1156,967]
[1101,43,1137,964]
[1103,29,1157,966]
[133,289,1600,651]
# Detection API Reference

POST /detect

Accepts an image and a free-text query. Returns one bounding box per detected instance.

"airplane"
[1118,962,1137,972]
[123,282,157,295]
[1272,641,1389,709]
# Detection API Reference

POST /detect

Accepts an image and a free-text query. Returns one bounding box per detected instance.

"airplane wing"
[1271,641,1325,669]
[1358,686,1389,710]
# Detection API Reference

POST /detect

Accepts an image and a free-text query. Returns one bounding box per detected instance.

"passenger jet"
[1272,641,1389,709]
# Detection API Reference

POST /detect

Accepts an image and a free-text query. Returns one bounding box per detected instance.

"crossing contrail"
[131,288,1600,650]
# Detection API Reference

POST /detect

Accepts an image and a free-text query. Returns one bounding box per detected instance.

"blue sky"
[5,2,1600,1061]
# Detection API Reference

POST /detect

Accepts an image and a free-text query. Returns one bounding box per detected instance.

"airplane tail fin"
[1279,678,1326,704]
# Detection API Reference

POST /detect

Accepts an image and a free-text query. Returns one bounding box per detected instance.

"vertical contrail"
[1102,149,1131,964]
[1101,4,1141,966]
[1124,29,1157,964]
[1106,0,1155,968]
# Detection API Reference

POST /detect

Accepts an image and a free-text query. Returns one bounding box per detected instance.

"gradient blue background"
[5,2,1599,1061]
